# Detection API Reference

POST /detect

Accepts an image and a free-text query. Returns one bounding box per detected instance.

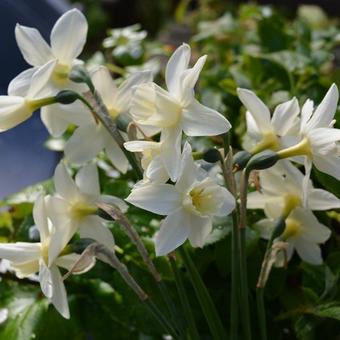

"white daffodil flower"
[124,140,169,183]
[237,88,300,153]
[248,160,340,216]
[126,143,235,256]
[10,9,92,137]
[0,60,57,131]
[64,66,152,173]
[130,44,231,181]
[0,196,86,318]
[46,162,127,260]
[276,84,340,201]
[255,208,331,265]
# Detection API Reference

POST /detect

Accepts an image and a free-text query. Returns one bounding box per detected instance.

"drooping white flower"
[46,162,128,260]
[247,160,340,217]
[10,9,92,137]
[130,44,231,181]
[0,196,86,318]
[126,143,235,256]
[64,67,152,173]
[0,60,56,131]
[237,88,300,153]
[255,208,331,265]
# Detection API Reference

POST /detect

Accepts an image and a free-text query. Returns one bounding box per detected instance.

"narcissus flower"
[237,88,300,153]
[255,208,331,265]
[130,44,231,181]
[46,162,127,260]
[247,160,340,216]
[64,67,152,173]
[0,196,84,318]
[126,143,235,256]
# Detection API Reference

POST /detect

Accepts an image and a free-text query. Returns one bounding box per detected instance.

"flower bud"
[55,90,80,105]
[233,150,252,171]
[246,150,279,173]
[69,65,95,93]
[203,148,221,163]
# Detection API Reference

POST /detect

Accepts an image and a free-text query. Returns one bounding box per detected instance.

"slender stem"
[84,90,143,180]
[179,246,226,340]
[256,288,266,340]
[170,254,200,340]
[238,170,252,340]
[220,146,240,339]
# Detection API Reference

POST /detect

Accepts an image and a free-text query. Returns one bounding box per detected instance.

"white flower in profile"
[124,140,169,183]
[0,196,85,318]
[126,143,235,256]
[247,160,340,216]
[10,9,92,137]
[255,208,331,265]
[46,162,127,261]
[237,88,300,153]
[0,60,57,132]
[130,44,231,181]
[64,66,152,173]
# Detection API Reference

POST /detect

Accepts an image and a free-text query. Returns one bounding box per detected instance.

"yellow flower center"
[71,201,97,220]
[251,131,280,154]
[282,193,301,218]
[108,106,120,120]
[52,63,70,87]
[277,137,312,159]
[281,218,302,240]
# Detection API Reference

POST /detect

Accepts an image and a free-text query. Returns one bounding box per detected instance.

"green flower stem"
[179,246,226,340]
[84,90,143,180]
[238,169,252,340]
[256,288,266,340]
[169,254,200,340]
[220,146,240,340]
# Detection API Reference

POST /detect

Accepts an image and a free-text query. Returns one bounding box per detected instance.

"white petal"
[75,163,100,197]
[64,123,105,165]
[0,96,31,132]
[80,216,114,251]
[40,104,71,137]
[254,219,275,240]
[245,111,261,141]
[126,183,181,215]
[50,265,70,319]
[313,155,340,180]
[15,24,53,66]
[160,125,182,182]
[246,192,269,210]
[11,259,40,278]
[146,157,169,183]
[237,88,271,132]
[55,253,81,271]
[182,99,231,136]
[294,239,323,265]
[308,189,340,210]
[271,97,299,136]
[302,158,312,207]
[8,67,37,97]
[54,163,79,200]
[39,261,53,298]
[99,195,128,213]
[33,195,50,244]
[91,66,118,108]
[188,215,212,247]
[50,9,88,65]
[216,187,236,216]
[306,84,339,130]
[180,55,206,105]
[0,242,41,263]
[300,99,314,132]
[155,208,190,256]
[115,71,153,112]
[165,43,191,96]
[104,132,129,173]
[124,140,159,152]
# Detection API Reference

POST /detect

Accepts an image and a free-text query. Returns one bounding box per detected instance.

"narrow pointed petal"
[313,155,340,180]
[155,208,190,256]
[75,163,100,197]
[126,183,181,215]
[308,189,340,210]
[54,253,80,271]
[50,9,88,65]
[237,88,271,132]
[271,97,299,136]
[216,187,236,216]
[165,43,191,96]
[182,100,231,136]
[99,195,128,213]
[146,157,169,183]
[295,240,323,265]
[39,261,53,298]
[124,140,159,152]
[188,215,212,248]
[79,216,115,251]
[300,99,314,132]
[302,158,312,207]
[54,163,79,201]
[0,242,41,263]
[15,24,53,66]
[40,105,71,137]
[245,111,261,140]
[104,132,129,174]
[33,195,50,244]
[50,266,70,319]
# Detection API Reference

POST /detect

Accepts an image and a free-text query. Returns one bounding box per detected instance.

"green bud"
[69,65,95,93]
[233,150,252,171]
[116,113,132,132]
[203,148,221,163]
[246,150,279,173]
[55,90,80,104]
[96,208,112,221]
